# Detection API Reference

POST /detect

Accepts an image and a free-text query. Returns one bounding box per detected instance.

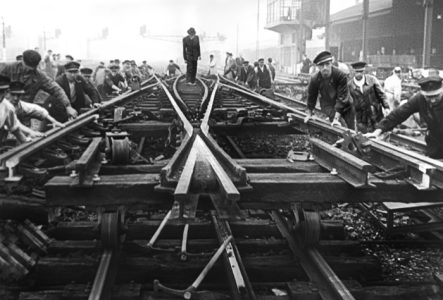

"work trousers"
[186,60,198,83]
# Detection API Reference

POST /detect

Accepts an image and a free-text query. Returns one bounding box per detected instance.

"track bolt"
[70,170,77,177]
[92,174,101,182]
[330,168,338,175]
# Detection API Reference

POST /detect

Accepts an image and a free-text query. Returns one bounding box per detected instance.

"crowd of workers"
[303,50,443,159]
[0,42,441,161]
[0,49,155,144]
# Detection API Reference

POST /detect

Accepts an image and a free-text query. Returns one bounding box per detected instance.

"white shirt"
[0,99,20,132]
[384,74,402,100]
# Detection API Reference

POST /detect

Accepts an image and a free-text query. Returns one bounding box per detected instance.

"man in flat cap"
[182,27,201,85]
[237,60,256,90]
[104,64,127,95]
[366,76,443,158]
[0,49,77,122]
[7,81,64,129]
[55,61,100,114]
[304,50,355,129]
[224,52,236,80]
[0,75,41,143]
[80,67,102,104]
[255,58,273,90]
[349,61,389,133]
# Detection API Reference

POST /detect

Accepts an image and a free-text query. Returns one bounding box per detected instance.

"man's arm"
[373,76,389,108]
[79,77,100,104]
[334,71,351,115]
[196,36,201,59]
[306,75,319,112]
[376,94,420,132]
[182,37,187,61]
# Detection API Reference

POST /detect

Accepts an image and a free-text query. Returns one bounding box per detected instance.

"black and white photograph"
[0,0,442,299]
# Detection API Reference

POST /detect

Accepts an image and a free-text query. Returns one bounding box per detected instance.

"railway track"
[0,71,442,300]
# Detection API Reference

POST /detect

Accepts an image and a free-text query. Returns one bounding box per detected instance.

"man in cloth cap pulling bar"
[304,51,355,129]
[365,76,443,159]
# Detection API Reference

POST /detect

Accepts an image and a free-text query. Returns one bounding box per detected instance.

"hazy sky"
[2,0,357,61]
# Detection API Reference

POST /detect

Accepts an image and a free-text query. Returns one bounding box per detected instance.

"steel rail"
[172,74,209,118]
[156,74,193,137]
[271,211,355,300]
[201,75,220,135]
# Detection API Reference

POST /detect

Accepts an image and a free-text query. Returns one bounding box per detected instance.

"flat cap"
[242,60,249,64]
[313,51,332,65]
[80,67,93,75]
[187,27,196,35]
[418,76,443,96]
[350,61,367,71]
[0,75,10,90]
[9,81,25,94]
[64,61,80,71]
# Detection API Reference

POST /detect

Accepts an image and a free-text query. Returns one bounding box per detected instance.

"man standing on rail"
[0,50,77,121]
[182,27,201,85]
[365,76,443,159]
[349,61,389,133]
[304,51,355,129]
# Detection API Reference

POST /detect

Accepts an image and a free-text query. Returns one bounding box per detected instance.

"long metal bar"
[211,211,256,300]
[201,75,220,135]
[4,114,98,170]
[156,75,193,137]
[310,137,375,188]
[271,211,355,300]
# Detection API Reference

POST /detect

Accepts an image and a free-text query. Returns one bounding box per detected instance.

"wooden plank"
[45,174,167,207]
[32,254,381,285]
[244,173,443,204]
[235,159,324,173]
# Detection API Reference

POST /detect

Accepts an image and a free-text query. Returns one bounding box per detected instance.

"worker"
[349,61,389,133]
[165,60,182,77]
[304,51,355,129]
[365,76,443,159]
[237,61,256,90]
[0,75,41,143]
[7,81,64,129]
[384,66,402,110]
[182,27,201,85]
[0,50,77,120]
[255,58,273,90]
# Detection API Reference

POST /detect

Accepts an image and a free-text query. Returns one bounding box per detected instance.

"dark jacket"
[349,74,388,132]
[307,66,352,117]
[237,65,255,85]
[56,74,99,112]
[183,35,201,62]
[256,65,272,89]
[377,92,443,158]
[0,61,70,106]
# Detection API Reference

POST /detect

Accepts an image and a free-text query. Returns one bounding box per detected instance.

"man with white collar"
[366,76,443,159]
[349,61,389,133]
[254,58,273,90]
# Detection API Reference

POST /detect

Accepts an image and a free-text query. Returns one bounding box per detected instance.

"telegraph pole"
[256,0,260,58]
[325,0,330,50]
[422,0,433,67]
[2,17,6,62]
[236,23,239,56]
[362,0,369,61]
